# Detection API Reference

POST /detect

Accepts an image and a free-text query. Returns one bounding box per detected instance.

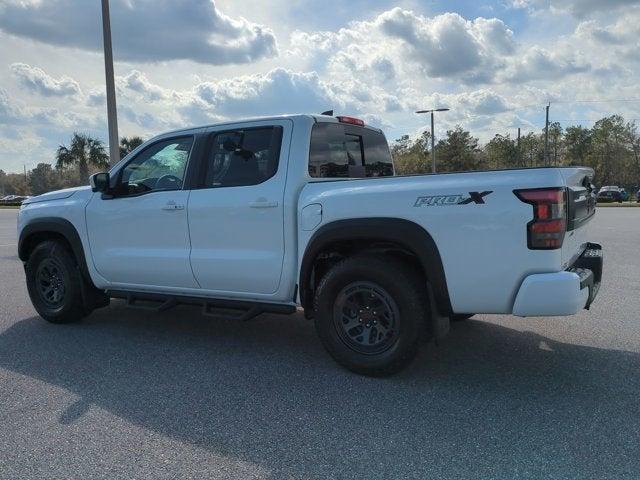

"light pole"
[544,103,550,166]
[101,0,119,166]
[416,108,450,173]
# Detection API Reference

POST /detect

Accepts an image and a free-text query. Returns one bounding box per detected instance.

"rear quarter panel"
[298,168,570,314]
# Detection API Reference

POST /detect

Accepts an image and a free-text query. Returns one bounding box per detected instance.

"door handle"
[249,200,278,208]
[162,201,185,211]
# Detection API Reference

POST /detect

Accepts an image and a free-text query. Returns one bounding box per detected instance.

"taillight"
[337,115,365,126]
[514,187,567,249]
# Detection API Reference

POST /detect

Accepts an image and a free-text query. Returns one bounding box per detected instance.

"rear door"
[561,167,597,268]
[187,119,292,296]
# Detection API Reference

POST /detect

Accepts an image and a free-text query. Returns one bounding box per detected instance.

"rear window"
[308,123,394,178]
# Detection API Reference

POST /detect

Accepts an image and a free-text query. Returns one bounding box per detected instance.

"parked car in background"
[597,186,623,203]
[0,195,31,205]
[636,188,640,202]
[620,189,629,201]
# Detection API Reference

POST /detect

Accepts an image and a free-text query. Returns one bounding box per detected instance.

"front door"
[187,121,291,296]
[86,135,199,289]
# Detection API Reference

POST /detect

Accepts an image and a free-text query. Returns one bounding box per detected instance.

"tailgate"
[561,167,597,268]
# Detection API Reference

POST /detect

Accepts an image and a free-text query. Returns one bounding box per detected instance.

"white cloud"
[0,87,23,123]
[86,88,106,107]
[0,0,278,65]
[75,67,351,130]
[288,7,602,92]
[511,0,640,17]
[376,9,515,83]
[575,21,627,45]
[191,68,342,117]
[0,85,102,130]
[10,62,81,97]
[574,11,640,65]
[414,89,514,126]
[121,70,171,101]
[291,9,517,86]
[502,46,591,82]
[451,90,512,115]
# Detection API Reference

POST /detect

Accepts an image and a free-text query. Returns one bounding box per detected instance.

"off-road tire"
[25,240,90,323]
[314,255,427,376]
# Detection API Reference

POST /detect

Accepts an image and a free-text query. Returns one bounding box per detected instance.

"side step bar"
[107,290,297,321]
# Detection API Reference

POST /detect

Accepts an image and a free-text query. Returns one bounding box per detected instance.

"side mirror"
[90,172,110,193]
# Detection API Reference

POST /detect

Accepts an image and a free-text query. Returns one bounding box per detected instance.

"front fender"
[18,217,91,283]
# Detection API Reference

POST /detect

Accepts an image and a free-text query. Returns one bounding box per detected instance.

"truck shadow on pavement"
[1,303,639,479]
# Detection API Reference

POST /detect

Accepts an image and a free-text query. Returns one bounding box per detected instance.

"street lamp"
[416,108,450,173]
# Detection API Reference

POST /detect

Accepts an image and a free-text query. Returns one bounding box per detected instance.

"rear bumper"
[512,243,603,317]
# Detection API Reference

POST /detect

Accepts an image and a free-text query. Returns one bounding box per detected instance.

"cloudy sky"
[0,0,639,173]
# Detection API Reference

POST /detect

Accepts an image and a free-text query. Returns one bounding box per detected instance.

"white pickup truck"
[17,114,602,376]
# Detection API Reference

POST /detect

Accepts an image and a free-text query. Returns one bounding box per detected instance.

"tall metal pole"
[517,127,521,166]
[23,164,28,195]
[416,108,449,173]
[101,0,119,167]
[430,111,436,173]
[544,103,550,166]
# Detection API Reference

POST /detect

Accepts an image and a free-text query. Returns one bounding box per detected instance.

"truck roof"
[157,114,382,138]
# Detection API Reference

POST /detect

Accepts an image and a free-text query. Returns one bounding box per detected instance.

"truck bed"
[298,167,595,315]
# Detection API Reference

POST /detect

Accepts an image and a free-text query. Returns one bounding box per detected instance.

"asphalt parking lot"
[0,207,639,479]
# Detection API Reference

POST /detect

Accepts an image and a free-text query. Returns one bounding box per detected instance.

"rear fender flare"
[299,218,453,316]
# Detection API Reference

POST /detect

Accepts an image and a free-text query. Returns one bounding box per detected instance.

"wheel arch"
[299,217,453,316]
[18,217,92,284]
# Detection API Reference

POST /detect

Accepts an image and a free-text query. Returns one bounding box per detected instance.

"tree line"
[392,114,640,191]
[0,134,143,196]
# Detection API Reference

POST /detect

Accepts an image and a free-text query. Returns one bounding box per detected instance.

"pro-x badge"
[414,191,493,207]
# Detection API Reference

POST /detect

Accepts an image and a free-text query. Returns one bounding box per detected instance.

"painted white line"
[0,244,16,247]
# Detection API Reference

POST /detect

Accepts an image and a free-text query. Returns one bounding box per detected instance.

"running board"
[107,290,297,321]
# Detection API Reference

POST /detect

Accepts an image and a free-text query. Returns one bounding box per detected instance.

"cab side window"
[203,127,282,188]
[117,137,193,196]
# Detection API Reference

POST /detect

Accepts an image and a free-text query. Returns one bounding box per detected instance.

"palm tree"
[56,133,109,182]
[119,136,144,159]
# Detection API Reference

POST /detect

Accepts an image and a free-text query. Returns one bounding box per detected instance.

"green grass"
[0,205,21,209]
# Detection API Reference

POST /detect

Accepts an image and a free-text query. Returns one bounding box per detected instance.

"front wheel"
[313,255,427,376]
[25,240,90,323]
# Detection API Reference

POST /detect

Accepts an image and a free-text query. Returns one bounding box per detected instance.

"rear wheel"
[313,255,427,376]
[25,240,90,323]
